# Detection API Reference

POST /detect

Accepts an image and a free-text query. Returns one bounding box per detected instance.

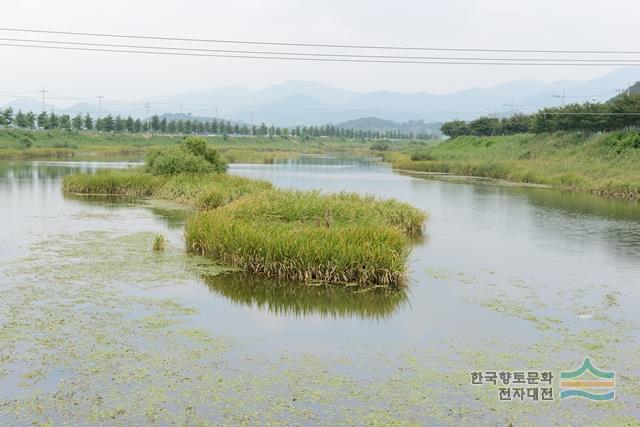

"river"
[1,156,639,425]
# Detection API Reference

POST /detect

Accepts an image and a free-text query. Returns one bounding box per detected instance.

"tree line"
[441,93,640,137]
[0,108,432,140]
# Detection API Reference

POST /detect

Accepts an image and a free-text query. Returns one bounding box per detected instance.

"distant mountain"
[3,68,639,127]
[608,80,640,101]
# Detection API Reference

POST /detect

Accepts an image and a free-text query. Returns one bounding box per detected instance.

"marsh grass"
[152,234,166,252]
[63,170,273,208]
[186,190,426,287]
[221,189,427,236]
[63,147,427,287]
[187,214,410,287]
[389,132,640,199]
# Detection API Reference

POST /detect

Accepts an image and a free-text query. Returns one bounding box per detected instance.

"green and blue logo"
[559,358,615,401]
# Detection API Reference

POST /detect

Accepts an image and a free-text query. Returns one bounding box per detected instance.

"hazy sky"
[1,0,639,100]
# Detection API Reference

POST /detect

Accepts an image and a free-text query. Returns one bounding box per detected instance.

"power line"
[1,37,640,63]
[2,42,640,66]
[1,27,640,55]
[0,92,484,115]
[540,112,640,116]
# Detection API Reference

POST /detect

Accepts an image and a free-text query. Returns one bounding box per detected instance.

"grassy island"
[63,137,427,288]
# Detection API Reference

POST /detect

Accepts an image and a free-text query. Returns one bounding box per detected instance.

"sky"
[1,0,639,101]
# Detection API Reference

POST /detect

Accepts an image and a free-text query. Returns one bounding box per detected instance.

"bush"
[370,140,390,151]
[410,150,434,161]
[145,137,227,175]
[146,147,215,175]
[18,137,33,149]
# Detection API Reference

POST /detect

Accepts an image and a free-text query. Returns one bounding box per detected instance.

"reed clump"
[185,190,427,288]
[152,234,166,252]
[220,189,427,236]
[63,171,272,207]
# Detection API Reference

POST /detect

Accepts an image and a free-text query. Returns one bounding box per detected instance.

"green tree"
[48,112,59,129]
[72,114,83,131]
[37,112,49,129]
[0,107,14,127]
[25,112,35,129]
[14,111,27,128]
[84,113,94,131]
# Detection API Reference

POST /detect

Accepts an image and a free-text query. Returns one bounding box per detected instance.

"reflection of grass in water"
[64,192,193,230]
[202,272,409,320]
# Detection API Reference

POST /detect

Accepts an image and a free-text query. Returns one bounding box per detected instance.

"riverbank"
[384,132,640,199]
[0,129,374,163]
[63,168,426,287]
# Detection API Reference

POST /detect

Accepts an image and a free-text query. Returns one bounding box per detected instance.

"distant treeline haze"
[441,93,640,137]
[0,108,433,140]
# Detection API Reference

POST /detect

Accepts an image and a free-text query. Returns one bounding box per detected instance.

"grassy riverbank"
[63,138,427,287]
[0,129,374,162]
[386,132,640,199]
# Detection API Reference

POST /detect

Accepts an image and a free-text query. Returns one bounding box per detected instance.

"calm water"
[1,156,640,423]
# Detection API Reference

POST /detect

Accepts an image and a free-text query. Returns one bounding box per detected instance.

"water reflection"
[202,272,409,320]
[64,193,191,230]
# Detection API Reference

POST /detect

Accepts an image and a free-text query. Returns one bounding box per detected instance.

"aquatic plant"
[221,189,426,236]
[152,234,166,252]
[62,169,164,197]
[186,190,426,287]
[186,212,409,287]
[63,171,272,208]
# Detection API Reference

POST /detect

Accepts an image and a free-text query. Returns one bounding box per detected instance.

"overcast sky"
[1,0,639,100]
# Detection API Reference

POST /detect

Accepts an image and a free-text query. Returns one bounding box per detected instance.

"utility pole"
[179,104,183,115]
[250,112,254,137]
[39,88,48,112]
[553,91,566,106]
[97,94,104,118]
[502,99,515,117]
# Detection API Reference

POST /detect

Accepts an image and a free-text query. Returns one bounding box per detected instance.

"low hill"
[336,117,442,138]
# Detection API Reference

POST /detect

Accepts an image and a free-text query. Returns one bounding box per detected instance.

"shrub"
[145,137,227,175]
[410,150,434,161]
[18,137,33,149]
[370,140,390,151]
[146,147,215,175]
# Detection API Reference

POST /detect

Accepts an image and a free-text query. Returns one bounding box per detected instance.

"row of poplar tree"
[0,108,431,140]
